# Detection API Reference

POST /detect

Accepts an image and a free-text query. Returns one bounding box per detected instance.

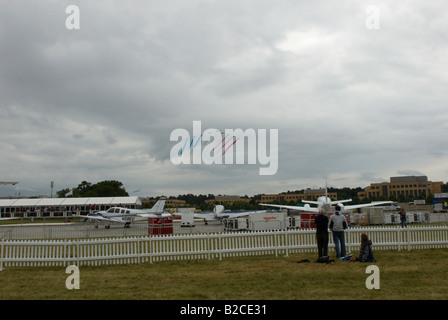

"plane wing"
[343,201,393,211]
[301,201,320,205]
[135,212,172,218]
[176,210,267,220]
[191,213,216,220]
[172,212,217,220]
[259,203,319,213]
[216,210,267,219]
[82,212,136,223]
[82,214,116,222]
[330,199,353,205]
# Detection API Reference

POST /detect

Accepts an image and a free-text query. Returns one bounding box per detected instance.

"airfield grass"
[1,248,448,300]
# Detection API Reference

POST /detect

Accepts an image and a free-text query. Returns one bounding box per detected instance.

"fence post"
[346,228,351,253]
[63,240,67,267]
[219,234,222,261]
[137,238,141,264]
[1,238,4,271]
[407,227,411,251]
[207,233,211,260]
[274,231,277,257]
[149,236,153,264]
[76,239,80,266]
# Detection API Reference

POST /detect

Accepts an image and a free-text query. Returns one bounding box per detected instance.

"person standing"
[399,208,407,228]
[315,209,329,259]
[329,204,348,258]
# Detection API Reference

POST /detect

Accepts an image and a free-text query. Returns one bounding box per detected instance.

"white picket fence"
[1,225,448,269]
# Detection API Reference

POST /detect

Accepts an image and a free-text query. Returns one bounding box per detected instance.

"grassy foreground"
[1,248,448,300]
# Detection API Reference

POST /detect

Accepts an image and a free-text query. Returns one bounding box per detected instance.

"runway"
[0,220,225,240]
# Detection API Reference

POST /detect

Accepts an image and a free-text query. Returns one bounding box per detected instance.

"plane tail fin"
[147,197,166,213]
[213,205,225,214]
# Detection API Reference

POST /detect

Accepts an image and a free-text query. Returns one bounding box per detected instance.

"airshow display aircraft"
[83,197,169,228]
[260,188,393,213]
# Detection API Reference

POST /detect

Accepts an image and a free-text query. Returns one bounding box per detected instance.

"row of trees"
[57,180,129,198]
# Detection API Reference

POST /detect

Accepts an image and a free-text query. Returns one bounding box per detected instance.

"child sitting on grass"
[355,233,376,262]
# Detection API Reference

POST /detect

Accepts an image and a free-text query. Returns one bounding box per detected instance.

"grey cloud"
[72,134,84,140]
[1,0,447,197]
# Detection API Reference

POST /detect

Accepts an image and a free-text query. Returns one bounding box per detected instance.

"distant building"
[261,188,337,203]
[205,195,251,205]
[165,199,187,207]
[141,198,187,208]
[358,176,443,200]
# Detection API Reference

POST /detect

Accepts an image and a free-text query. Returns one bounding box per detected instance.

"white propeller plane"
[83,197,170,229]
[260,187,393,213]
[175,205,267,223]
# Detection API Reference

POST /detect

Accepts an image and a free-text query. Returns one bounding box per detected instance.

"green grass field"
[1,248,447,300]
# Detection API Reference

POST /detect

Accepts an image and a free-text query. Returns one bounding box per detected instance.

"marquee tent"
[0,196,142,218]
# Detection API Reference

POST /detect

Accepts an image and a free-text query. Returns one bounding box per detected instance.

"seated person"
[356,233,376,262]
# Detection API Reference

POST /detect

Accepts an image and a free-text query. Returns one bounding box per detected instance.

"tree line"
[57,180,448,209]
[57,180,129,198]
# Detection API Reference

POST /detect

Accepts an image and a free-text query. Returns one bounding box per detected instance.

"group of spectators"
[315,205,376,263]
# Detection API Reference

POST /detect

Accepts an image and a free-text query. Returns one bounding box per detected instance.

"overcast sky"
[1,0,447,198]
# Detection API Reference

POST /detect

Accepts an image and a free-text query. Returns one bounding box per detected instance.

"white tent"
[0,196,142,218]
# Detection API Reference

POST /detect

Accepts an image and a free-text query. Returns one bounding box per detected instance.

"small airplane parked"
[175,205,267,224]
[260,187,393,213]
[83,197,169,229]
